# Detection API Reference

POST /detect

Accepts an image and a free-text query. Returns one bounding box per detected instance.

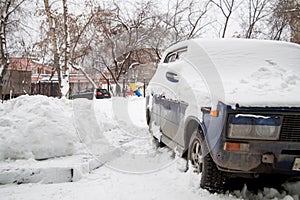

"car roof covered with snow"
[162,38,300,107]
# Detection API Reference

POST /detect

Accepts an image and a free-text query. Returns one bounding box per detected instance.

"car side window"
[164,52,176,63]
[101,89,108,94]
[163,47,187,63]
[177,49,187,60]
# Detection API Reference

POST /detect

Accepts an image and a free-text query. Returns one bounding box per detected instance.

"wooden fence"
[31,82,61,97]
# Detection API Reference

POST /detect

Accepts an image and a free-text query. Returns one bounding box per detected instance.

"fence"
[110,78,150,97]
[31,78,150,99]
[31,82,61,97]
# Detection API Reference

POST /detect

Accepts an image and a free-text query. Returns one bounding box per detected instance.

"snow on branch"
[70,63,97,89]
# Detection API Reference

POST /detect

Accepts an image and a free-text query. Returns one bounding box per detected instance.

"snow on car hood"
[172,38,300,107]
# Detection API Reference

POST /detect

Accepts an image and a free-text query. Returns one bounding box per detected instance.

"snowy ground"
[0,95,299,200]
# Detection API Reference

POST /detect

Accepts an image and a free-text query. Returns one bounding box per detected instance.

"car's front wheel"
[188,129,227,193]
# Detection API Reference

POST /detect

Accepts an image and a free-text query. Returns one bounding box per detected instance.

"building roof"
[8,58,51,72]
[8,58,33,71]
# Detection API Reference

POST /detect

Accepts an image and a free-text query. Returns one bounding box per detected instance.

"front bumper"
[214,141,300,176]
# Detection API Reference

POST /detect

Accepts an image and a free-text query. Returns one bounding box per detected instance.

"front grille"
[280,115,300,142]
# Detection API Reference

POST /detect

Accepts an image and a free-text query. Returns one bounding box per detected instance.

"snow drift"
[0,95,77,160]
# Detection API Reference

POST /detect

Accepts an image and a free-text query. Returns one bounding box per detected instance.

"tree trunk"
[61,0,70,98]
[44,0,62,97]
[222,16,230,38]
[290,15,300,44]
[0,0,11,101]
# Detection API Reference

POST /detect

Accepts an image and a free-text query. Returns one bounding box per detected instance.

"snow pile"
[0,95,78,160]
[240,65,299,92]
[232,184,300,200]
[200,39,300,106]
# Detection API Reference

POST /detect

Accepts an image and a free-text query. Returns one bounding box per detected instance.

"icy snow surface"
[0,95,299,199]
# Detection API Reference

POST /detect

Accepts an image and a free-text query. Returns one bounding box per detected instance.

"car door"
[159,48,187,141]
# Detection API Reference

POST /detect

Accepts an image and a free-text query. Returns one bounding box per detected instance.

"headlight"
[228,114,282,140]
[255,126,277,138]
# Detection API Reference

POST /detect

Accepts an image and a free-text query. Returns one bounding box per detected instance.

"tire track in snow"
[73,97,176,174]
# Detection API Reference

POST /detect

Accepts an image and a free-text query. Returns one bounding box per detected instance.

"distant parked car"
[95,88,111,99]
[146,38,300,193]
[72,88,111,100]
[72,88,94,100]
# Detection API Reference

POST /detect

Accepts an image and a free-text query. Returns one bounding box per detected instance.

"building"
[2,58,33,99]
[2,57,60,99]
[2,54,157,99]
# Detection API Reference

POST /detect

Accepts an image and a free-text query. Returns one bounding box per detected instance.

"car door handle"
[166,71,179,83]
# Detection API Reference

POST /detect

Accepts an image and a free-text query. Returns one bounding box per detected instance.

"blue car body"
[146,39,300,185]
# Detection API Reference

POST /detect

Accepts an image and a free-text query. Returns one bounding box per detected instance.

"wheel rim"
[190,139,203,173]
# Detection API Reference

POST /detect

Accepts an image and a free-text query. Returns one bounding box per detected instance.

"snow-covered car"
[146,38,300,193]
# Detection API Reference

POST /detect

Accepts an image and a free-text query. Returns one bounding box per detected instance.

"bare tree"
[0,0,26,100]
[187,1,212,39]
[43,0,61,95]
[211,0,238,38]
[283,0,299,43]
[82,0,214,96]
[289,1,300,43]
[242,0,272,38]
[160,0,212,43]
[268,0,300,43]
[88,1,160,95]
[268,1,290,40]
[40,0,94,97]
[61,0,70,97]
[162,0,189,43]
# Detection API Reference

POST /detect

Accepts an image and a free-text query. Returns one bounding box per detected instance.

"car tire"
[188,129,227,193]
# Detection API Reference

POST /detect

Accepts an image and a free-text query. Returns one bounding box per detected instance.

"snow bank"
[0,155,102,184]
[0,95,78,160]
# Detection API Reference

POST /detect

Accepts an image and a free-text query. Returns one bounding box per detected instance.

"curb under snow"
[0,155,103,184]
